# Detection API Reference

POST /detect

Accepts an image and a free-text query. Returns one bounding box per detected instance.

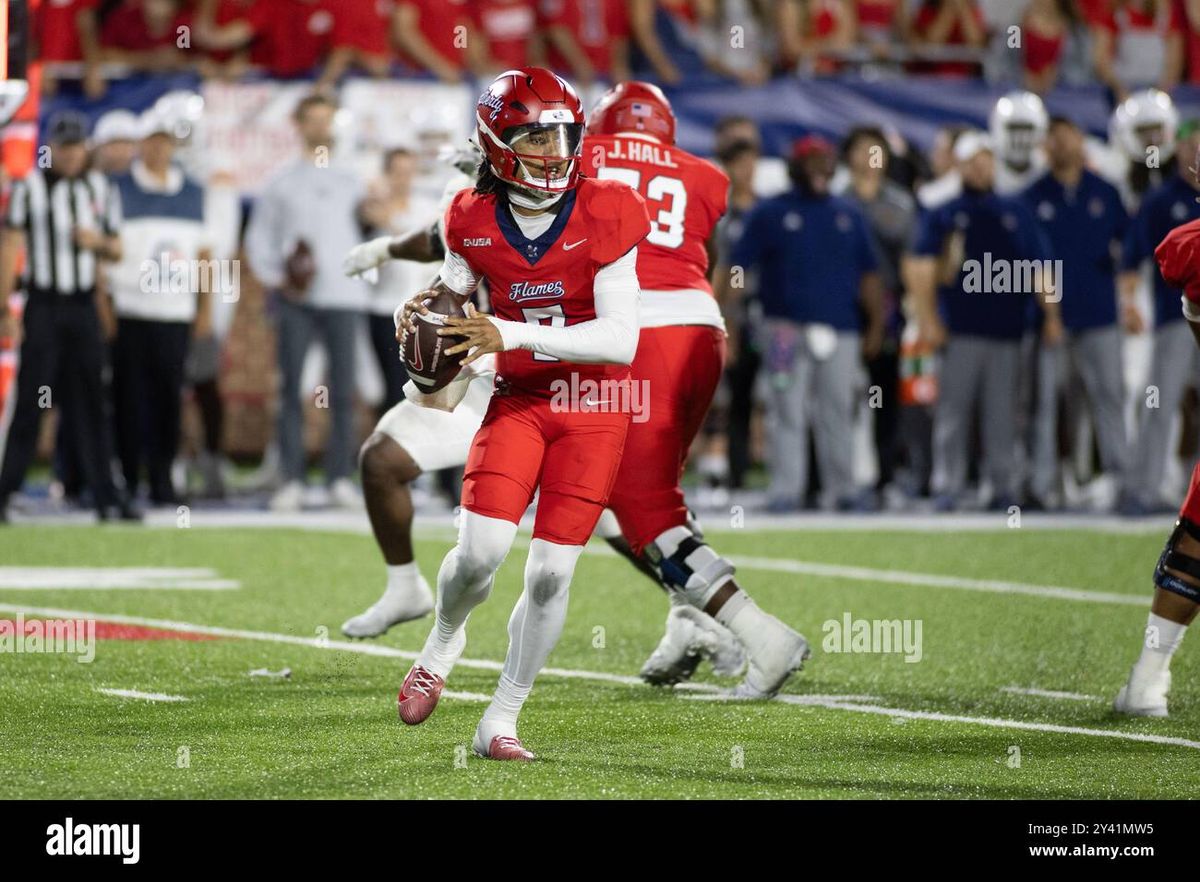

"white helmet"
[1109,88,1179,163]
[988,91,1048,170]
[91,109,140,146]
[152,89,205,142]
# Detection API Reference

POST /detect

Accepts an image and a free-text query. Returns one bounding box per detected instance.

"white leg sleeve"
[482,539,584,729]
[416,510,517,678]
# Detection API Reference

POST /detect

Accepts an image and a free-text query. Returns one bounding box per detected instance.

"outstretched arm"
[429,248,642,367]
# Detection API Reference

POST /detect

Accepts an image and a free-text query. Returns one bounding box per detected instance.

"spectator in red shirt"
[1092,0,1178,101]
[475,0,538,73]
[99,0,194,73]
[780,0,855,74]
[35,0,105,98]
[323,0,396,83]
[853,0,909,51]
[1021,0,1076,94]
[1167,0,1200,84]
[393,0,479,82]
[910,0,987,77]
[194,0,341,79]
[539,0,632,86]
[36,0,96,61]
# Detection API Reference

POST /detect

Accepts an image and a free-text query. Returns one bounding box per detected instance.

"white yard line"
[1001,686,1103,702]
[441,690,493,703]
[95,688,189,703]
[0,515,1152,606]
[4,601,1196,752]
[0,567,239,591]
[724,556,1147,607]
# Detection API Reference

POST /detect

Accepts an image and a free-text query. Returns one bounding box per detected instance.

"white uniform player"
[368,169,495,474]
[989,91,1048,195]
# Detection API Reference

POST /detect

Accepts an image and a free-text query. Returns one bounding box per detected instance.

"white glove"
[343,236,392,284]
[1183,295,1200,324]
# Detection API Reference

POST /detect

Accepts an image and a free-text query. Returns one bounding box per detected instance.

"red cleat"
[397,664,445,725]
[475,735,536,762]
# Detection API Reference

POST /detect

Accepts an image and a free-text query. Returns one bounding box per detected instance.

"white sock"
[481,539,581,729]
[416,512,517,679]
[385,562,420,594]
[1134,612,1189,676]
[714,587,770,645]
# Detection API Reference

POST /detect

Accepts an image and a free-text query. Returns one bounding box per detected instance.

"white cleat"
[341,576,434,638]
[269,480,305,513]
[330,478,364,511]
[1114,667,1170,718]
[730,616,811,699]
[694,608,746,677]
[639,606,705,686]
[640,605,747,685]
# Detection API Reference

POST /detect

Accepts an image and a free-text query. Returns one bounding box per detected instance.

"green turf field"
[0,522,1196,799]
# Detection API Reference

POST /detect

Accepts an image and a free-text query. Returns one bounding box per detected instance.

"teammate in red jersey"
[393,68,650,760]
[583,82,810,695]
[1114,181,1200,717]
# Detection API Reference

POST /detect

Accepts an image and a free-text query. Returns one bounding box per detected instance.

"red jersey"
[477,0,537,69]
[444,177,649,396]
[538,0,631,77]
[36,0,98,62]
[333,0,395,56]
[398,0,473,71]
[582,134,727,326]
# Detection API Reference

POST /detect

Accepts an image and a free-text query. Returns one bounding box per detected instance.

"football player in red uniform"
[583,82,810,696]
[392,68,650,760]
[1114,171,1200,717]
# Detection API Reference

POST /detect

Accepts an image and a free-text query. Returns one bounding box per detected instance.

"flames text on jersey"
[509,280,566,302]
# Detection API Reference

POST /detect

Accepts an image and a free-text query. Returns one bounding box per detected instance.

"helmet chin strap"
[507,184,565,211]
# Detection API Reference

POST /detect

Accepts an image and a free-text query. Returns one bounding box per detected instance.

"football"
[402,289,468,394]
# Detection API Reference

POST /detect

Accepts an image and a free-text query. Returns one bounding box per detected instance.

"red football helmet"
[476,67,586,194]
[587,81,676,146]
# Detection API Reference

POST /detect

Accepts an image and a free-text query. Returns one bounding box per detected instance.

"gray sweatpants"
[932,335,1021,501]
[760,320,860,506]
[1031,325,1129,499]
[1125,319,1200,506]
[276,298,361,483]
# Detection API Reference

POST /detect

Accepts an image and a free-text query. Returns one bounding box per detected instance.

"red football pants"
[462,390,631,546]
[608,325,727,555]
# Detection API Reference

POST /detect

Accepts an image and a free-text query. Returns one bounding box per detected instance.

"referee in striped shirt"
[0,112,137,522]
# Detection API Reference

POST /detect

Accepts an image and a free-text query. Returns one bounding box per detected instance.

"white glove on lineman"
[343,236,392,284]
[1183,295,1200,323]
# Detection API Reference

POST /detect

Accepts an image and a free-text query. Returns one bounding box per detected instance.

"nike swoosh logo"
[563,239,588,251]
[582,399,611,407]
[408,325,423,372]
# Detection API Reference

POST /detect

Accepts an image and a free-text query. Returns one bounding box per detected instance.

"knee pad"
[524,539,582,606]
[643,525,735,609]
[1154,518,1200,602]
[456,510,517,582]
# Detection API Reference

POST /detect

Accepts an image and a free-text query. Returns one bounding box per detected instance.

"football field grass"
[0,521,1196,799]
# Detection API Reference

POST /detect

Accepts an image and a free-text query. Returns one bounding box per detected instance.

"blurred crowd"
[32,0,1200,100]
[3,81,1198,520]
[5,1,1200,522]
